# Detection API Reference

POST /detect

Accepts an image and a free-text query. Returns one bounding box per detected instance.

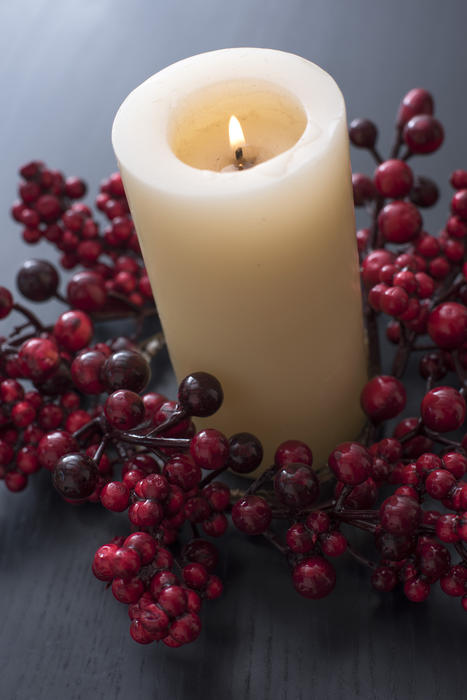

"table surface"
[1,2,466,699]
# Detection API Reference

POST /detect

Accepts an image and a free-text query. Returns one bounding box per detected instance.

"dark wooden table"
[1,2,466,698]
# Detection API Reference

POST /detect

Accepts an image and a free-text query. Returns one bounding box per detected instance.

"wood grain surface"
[1,2,466,699]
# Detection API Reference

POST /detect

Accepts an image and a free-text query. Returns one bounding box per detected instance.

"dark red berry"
[227,432,263,473]
[102,350,150,393]
[231,495,272,535]
[292,556,336,599]
[178,372,223,417]
[52,452,98,499]
[274,462,319,508]
[16,259,59,301]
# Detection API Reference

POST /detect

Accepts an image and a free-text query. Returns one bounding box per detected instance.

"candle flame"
[229,115,246,151]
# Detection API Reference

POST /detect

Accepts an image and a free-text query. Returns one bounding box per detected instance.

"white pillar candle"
[112,48,368,476]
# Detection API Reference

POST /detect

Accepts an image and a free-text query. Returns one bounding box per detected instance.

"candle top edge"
[112,48,347,196]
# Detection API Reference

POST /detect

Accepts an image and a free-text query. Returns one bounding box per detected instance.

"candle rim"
[112,47,346,197]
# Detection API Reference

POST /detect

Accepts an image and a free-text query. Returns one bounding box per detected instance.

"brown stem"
[262,529,288,555]
[370,147,383,164]
[346,544,377,570]
[391,326,414,379]
[334,484,352,511]
[245,464,277,497]
[72,416,102,440]
[54,291,68,305]
[390,126,403,159]
[92,437,109,465]
[454,542,467,564]
[12,303,44,331]
[365,307,382,376]
[200,464,229,488]
[145,408,187,438]
[114,430,191,451]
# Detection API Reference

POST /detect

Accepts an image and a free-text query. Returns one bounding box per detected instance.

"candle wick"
[235,146,244,162]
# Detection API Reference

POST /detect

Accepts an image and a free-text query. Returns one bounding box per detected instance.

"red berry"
[374,159,413,198]
[92,543,118,581]
[428,302,467,350]
[425,470,456,499]
[442,452,467,479]
[163,454,201,491]
[328,442,372,485]
[123,532,157,565]
[404,115,444,154]
[100,481,130,511]
[436,514,460,543]
[129,500,163,528]
[371,566,397,592]
[104,390,145,430]
[67,271,107,312]
[320,531,347,557]
[231,495,272,535]
[378,201,422,244]
[71,350,106,394]
[379,494,421,535]
[19,337,60,380]
[112,547,141,579]
[286,523,314,553]
[190,429,229,470]
[157,585,187,618]
[306,511,330,534]
[112,577,144,604]
[397,88,434,127]
[204,575,223,599]
[169,613,201,645]
[182,562,209,590]
[361,375,406,423]
[275,440,313,470]
[292,556,336,599]
[202,482,230,511]
[421,386,466,432]
[129,620,155,645]
[37,430,77,471]
[53,310,93,352]
[361,250,395,287]
[404,577,430,602]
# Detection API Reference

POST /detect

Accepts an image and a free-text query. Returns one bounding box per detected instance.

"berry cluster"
[2,85,467,651]
[93,533,221,647]
[11,162,154,313]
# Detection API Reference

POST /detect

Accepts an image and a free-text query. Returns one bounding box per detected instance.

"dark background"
[0,1,466,699]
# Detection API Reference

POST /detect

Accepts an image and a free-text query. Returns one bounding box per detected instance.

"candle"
[112,48,368,476]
